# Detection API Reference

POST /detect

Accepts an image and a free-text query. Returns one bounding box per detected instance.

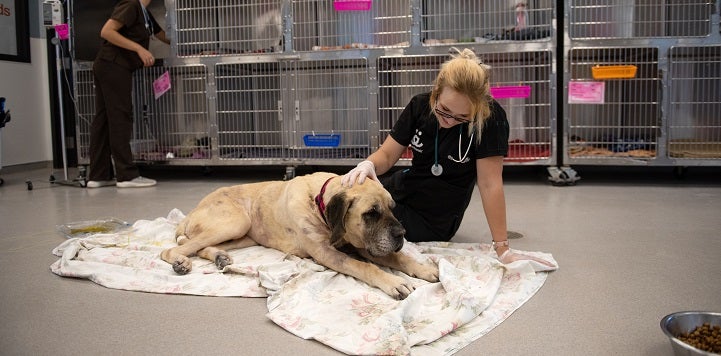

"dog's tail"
[175,219,190,245]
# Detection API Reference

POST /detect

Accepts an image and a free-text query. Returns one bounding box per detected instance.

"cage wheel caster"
[26,180,33,190]
[283,167,296,181]
[547,166,580,186]
[0,178,4,186]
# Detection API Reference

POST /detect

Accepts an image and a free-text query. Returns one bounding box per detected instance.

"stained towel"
[50,209,557,355]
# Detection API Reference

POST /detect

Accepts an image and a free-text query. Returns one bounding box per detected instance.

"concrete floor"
[0,163,719,355]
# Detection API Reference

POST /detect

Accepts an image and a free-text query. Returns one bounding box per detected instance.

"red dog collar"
[314,177,334,225]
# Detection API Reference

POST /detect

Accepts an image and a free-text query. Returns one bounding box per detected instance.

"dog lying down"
[160,172,439,299]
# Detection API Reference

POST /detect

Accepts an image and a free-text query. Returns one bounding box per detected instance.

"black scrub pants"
[88,58,139,182]
[381,170,470,243]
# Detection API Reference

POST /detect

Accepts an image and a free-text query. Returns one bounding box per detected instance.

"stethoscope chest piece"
[431,122,473,176]
[431,163,443,176]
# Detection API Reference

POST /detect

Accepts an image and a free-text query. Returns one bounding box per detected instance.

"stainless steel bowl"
[660,311,721,356]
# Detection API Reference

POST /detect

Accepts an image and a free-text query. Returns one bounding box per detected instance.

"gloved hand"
[499,249,556,268]
[341,160,377,187]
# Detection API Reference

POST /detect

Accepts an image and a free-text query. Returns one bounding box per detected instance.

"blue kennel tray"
[303,134,341,147]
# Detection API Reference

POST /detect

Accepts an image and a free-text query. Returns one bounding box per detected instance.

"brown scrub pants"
[88,58,139,182]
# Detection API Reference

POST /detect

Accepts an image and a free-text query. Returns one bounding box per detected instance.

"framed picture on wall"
[0,0,31,63]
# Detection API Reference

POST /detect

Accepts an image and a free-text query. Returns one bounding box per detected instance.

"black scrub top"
[383,92,510,240]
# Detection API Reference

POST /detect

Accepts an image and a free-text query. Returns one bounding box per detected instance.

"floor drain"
[507,231,524,239]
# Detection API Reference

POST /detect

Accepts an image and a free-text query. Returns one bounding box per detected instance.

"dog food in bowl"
[661,311,721,355]
[677,323,721,353]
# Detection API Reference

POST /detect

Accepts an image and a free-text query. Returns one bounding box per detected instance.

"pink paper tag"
[153,71,171,100]
[490,85,531,99]
[55,24,69,40]
[568,81,605,104]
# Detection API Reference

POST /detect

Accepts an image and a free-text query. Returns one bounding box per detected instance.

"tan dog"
[160,172,439,299]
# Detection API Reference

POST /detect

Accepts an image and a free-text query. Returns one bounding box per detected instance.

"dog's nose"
[392,224,406,239]
[392,224,405,252]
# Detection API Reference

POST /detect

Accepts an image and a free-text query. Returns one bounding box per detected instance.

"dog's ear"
[325,192,352,248]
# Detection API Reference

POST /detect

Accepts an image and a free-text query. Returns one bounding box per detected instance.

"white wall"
[0,3,53,168]
[0,38,53,168]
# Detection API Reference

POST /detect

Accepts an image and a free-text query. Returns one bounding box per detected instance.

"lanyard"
[139,1,153,36]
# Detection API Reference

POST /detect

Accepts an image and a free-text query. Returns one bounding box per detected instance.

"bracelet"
[492,240,509,251]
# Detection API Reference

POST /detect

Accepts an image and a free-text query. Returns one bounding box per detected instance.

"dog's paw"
[408,263,439,283]
[172,256,192,275]
[378,274,416,300]
[215,252,233,269]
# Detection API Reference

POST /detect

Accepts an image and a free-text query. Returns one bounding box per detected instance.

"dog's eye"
[363,205,380,218]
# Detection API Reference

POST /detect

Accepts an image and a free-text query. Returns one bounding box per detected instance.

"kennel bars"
[70,0,559,177]
[563,0,721,169]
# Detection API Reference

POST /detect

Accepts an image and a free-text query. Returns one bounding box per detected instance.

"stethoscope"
[431,122,474,176]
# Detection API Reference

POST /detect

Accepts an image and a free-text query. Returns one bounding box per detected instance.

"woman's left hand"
[499,250,556,268]
[137,48,155,67]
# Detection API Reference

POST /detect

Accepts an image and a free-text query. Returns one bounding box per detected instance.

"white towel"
[50,209,557,355]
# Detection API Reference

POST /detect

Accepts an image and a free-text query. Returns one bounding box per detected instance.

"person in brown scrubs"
[87,0,169,188]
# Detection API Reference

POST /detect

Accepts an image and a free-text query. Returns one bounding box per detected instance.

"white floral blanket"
[50,209,557,355]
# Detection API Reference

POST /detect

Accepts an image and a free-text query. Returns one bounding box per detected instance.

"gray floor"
[0,162,719,356]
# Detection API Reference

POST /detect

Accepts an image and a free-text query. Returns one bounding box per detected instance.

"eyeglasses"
[434,105,472,124]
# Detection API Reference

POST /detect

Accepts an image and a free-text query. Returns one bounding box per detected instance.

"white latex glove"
[499,249,557,268]
[341,160,377,187]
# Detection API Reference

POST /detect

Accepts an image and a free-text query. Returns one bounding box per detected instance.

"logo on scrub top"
[410,129,424,153]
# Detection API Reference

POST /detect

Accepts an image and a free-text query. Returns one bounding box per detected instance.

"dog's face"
[325,179,405,257]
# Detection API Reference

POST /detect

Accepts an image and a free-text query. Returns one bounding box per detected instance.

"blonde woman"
[342,48,553,266]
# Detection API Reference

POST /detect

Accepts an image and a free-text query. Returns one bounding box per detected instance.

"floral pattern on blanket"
[50,209,557,355]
